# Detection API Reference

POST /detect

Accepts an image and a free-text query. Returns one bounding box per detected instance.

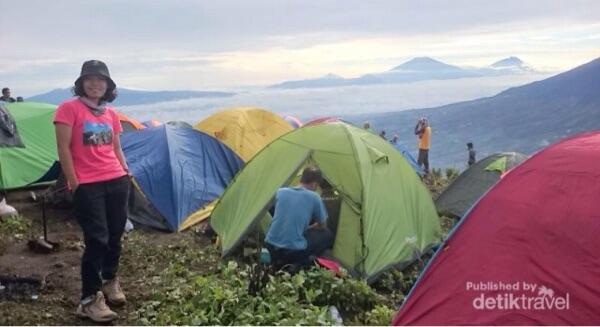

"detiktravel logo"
[466,281,570,311]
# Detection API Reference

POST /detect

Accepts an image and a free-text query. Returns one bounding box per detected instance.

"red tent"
[282,115,303,128]
[304,116,340,126]
[393,131,600,325]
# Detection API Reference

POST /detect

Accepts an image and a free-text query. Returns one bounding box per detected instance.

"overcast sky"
[1,0,599,96]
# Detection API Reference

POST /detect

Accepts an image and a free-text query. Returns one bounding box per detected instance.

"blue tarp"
[392,141,423,175]
[121,125,244,231]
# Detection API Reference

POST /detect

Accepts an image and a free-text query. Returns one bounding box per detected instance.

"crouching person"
[265,166,334,271]
[54,60,130,322]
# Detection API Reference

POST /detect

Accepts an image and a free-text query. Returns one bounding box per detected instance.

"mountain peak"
[392,57,462,72]
[491,56,525,68]
[406,56,444,64]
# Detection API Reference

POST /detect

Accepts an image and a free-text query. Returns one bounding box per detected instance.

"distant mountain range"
[27,88,235,106]
[348,57,600,169]
[270,56,537,89]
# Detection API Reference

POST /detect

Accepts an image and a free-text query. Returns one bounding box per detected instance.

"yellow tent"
[195,107,293,161]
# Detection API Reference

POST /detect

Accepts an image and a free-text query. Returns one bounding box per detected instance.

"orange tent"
[142,119,161,127]
[116,112,144,132]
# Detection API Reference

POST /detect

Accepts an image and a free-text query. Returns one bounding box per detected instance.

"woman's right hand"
[70,181,80,194]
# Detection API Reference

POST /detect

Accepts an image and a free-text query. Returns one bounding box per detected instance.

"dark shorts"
[266,227,334,268]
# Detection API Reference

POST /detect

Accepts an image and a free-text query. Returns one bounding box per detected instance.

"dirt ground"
[0,188,211,325]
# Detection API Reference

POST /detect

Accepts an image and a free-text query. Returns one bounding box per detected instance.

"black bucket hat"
[75,60,116,89]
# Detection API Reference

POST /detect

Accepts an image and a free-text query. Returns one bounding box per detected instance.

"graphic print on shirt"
[83,121,113,145]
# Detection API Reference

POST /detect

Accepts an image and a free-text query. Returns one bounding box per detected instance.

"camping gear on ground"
[195,107,293,161]
[42,170,73,208]
[0,275,42,301]
[0,197,18,217]
[435,152,528,217]
[28,193,61,254]
[124,219,134,233]
[210,122,442,282]
[121,124,243,232]
[316,257,343,277]
[0,102,58,190]
[393,131,600,325]
[259,248,270,264]
[329,305,343,325]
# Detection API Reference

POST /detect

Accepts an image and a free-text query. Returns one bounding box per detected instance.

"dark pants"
[266,227,334,268]
[417,149,430,173]
[74,175,129,299]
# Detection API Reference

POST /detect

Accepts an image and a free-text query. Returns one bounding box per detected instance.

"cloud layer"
[1,0,599,95]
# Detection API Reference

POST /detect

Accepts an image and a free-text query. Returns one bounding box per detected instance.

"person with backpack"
[54,60,129,322]
[414,117,431,174]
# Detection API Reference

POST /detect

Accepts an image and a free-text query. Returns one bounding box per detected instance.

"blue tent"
[391,141,423,175]
[121,125,244,231]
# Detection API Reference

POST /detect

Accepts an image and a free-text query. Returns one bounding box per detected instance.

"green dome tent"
[435,152,528,218]
[0,102,58,189]
[210,122,442,281]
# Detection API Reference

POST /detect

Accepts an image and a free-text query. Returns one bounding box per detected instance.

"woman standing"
[54,60,130,322]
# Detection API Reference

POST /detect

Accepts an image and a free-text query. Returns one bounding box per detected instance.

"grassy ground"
[0,172,456,325]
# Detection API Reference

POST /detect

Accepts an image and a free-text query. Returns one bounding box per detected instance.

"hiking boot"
[102,277,126,306]
[76,291,118,322]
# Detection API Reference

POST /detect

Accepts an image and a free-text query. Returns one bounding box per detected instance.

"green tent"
[484,156,508,172]
[210,122,442,281]
[435,152,528,218]
[0,102,58,189]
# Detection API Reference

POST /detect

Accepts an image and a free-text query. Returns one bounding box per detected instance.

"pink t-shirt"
[54,98,126,184]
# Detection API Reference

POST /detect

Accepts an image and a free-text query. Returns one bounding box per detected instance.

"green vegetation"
[445,168,460,182]
[0,168,455,325]
[124,226,451,325]
[125,231,399,325]
[0,215,31,254]
[131,259,403,325]
[0,215,30,235]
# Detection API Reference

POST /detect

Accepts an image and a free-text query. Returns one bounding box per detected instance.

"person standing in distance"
[414,117,431,174]
[467,142,476,166]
